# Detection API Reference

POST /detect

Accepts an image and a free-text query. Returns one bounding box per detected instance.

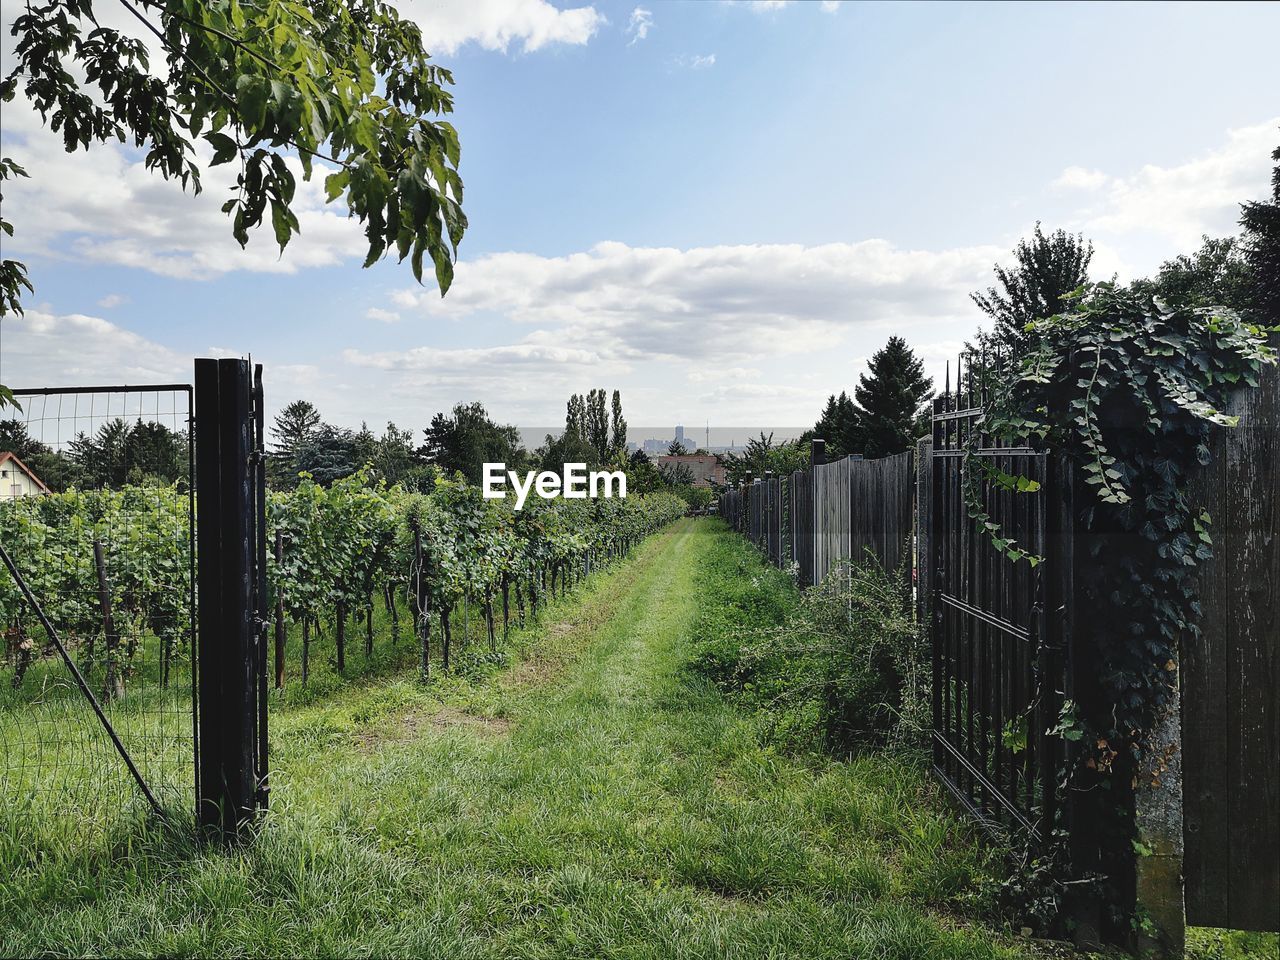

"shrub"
[736,555,928,753]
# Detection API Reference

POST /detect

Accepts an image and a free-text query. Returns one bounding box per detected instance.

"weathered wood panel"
[790,469,814,586]
[1184,363,1280,932]
[849,451,913,576]
[813,457,851,585]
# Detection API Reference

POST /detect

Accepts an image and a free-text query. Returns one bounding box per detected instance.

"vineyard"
[0,460,685,849]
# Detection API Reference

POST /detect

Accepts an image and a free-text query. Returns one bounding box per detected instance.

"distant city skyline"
[517,425,805,453]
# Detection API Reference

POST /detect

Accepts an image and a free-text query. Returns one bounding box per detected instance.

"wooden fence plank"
[1184,364,1280,931]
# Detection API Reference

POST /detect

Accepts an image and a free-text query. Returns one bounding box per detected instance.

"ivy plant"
[974,281,1276,929]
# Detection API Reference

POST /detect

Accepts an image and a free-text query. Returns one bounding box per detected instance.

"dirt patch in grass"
[501,651,570,691]
[356,705,511,751]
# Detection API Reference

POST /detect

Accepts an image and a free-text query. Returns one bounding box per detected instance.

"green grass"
[5,518,1270,958]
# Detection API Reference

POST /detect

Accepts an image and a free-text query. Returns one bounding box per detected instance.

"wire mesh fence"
[0,386,196,855]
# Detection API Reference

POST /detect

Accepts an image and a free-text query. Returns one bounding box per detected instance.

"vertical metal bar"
[252,364,269,807]
[186,386,200,812]
[194,359,223,829]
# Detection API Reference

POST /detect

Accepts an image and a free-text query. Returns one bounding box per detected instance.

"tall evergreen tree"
[586,388,609,459]
[813,391,861,457]
[270,400,322,489]
[565,394,587,439]
[293,424,359,485]
[854,337,934,459]
[610,390,628,457]
[972,223,1093,350]
[1240,141,1280,326]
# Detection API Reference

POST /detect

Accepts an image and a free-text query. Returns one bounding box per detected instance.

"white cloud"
[821,1,842,11]
[347,342,603,372]
[0,309,185,386]
[391,238,1001,366]
[392,0,605,55]
[627,7,653,45]
[342,341,626,421]
[1071,117,1279,254]
[1052,166,1109,191]
[97,293,128,309]
[687,366,762,384]
[669,53,716,71]
[365,307,402,324]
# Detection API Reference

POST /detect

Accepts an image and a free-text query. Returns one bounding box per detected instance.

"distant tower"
[705,421,710,451]
[675,425,685,446]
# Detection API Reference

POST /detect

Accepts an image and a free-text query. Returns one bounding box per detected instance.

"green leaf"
[324,170,349,203]
[205,131,239,166]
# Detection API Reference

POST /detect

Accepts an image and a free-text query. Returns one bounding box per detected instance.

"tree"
[293,424,358,486]
[1240,141,1280,326]
[610,390,628,456]
[1,0,469,405]
[422,402,524,485]
[565,394,587,439]
[854,337,933,459]
[121,419,184,484]
[721,432,807,486]
[623,449,671,493]
[537,428,600,473]
[659,461,695,486]
[1137,236,1254,311]
[370,421,432,490]
[0,419,75,490]
[972,223,1093,351]
[61,417,184,487]
[270,400,321,489]
[667,438,689,457]
[813,391,861,457]
[586,388,609,459]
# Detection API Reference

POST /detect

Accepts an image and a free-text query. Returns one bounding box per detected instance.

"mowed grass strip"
[2,519,1043,959]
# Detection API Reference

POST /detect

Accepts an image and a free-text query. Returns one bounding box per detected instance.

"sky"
[2,0,1278,440]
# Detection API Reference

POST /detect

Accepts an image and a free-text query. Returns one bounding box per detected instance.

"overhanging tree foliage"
[1,0,468,403]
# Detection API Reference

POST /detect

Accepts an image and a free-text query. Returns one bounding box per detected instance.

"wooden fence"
[718,447,914,587]
[716,363,1279,939]
[1182,363,1279,931]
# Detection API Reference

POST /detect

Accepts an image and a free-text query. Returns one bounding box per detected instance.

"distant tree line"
[261,386,708,510]
[0,417,187,492]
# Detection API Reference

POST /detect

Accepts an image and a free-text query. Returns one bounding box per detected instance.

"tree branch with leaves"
[0,0,468,404]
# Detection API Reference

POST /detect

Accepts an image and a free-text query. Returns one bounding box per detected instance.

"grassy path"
[2,519,1035,959]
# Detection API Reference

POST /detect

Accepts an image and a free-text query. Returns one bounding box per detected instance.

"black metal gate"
[0,360,269,848]
[928,370,1066,840]
[1,384,198,848]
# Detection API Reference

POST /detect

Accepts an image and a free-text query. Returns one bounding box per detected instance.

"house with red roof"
[0,452,51,501]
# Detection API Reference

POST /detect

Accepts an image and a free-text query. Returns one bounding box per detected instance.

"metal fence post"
[194,358,267,834]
